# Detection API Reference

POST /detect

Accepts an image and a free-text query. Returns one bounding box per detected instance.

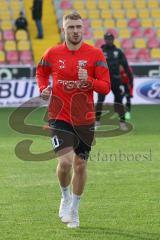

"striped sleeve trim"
[38,59,52,67]
[95,61,108,68]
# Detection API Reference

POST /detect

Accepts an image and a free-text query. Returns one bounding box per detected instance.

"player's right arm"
[36,48,52,99]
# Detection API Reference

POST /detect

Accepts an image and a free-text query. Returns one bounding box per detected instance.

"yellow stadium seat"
[15,30,28,41]
[123,0,134,9]
[84,39,94,46]
[100,10,112,19]
[90,19,103,29]
[156,29,160,38]
[116,19,127,28]
[126,9,137,19]
[17,40,30,51]
[135,0,146,8]
[78,10,88,18]
[110,1,122,9]
[119,29,130,39]
[4,40,16,51]
[134,39,146,49]
[0,51,5,62]
[1,21,12,30]
[97,0,109,9]
[141,19,153,28]
[85,1,97,9]
[151,9,160,18]
[93,29,104,39]
[147,0,159,8]
[0,2,9,10]
[153,19,160,28]
[114,39,121,48]
[10,2,21,11]
[103,19,115,28]
[0,10,11,20]
[150,48,160,59]
[73,1,85,10]
[88,10,100,19]
[139,9,150,19]
[113,9,125,19]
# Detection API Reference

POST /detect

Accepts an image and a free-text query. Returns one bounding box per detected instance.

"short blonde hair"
[63,11,82,22]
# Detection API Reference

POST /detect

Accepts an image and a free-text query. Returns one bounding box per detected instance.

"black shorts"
[49,119,94,160]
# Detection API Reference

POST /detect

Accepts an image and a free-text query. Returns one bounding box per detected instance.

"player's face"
[63,19,84,45]
[105,37,114,46]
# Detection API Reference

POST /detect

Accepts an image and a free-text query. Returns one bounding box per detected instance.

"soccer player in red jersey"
[36,11,110,228]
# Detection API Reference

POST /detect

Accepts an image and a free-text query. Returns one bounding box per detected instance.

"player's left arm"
[88,49,111,95]
[119,50,133,87]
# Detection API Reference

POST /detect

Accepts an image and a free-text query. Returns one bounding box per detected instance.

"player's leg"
[95,93,106,128]
[124,84,131,120]
[67,124,94,228]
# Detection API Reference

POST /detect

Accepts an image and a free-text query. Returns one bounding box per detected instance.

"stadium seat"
[1,20,12,30]
[88,10,100,19]
[93,29,104,39]
[15,30,28,41]
[90,19,103,29]
[77,10,88,18]
[147,0,159,8]
[0,50,5,63]
[138,9,150,19]
[151,9,160,18]
[137,49,151,61]
[60,0,72,10]
[110,1,122,9]
[114,39,121,48]
[143,28,156,39]
[153,19,160,28]
[6,50,19,64]
[85,0,97,9]
[116,19,127,28]
[128,19,141,28]
[119,29,131,39]
[0,41,4,50]
[19,50,33,64]
[150,48,160,60]
[97,0,109,9]
[17,40,30,51]
[4,40,16,51]
[131,28,143,38]
[104,19,115,28]
[135,0,146,8]
[0,1,8,10]
[100,10,112,19]
[122,0,134,9]
[147,38,160,48]
[84,30,92,39]
[84,39,94,46]
[125,9,137,19]
[113,10,125,19]
[134,38,146,49]
[124,49,138,62]
[0,31,2,40]
[0,10,11,20]
[73,1,84,10]
[3,30,15,40]
[156,29,160,38]
[121,39,134,49]
[141,19,153,28]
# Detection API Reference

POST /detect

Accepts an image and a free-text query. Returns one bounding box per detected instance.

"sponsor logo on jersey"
[113,51,119,58]
[59,60,65,69]
[78,60,87,68]
[137,79,160,103]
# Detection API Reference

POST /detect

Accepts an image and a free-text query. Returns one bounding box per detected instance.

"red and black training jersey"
[36,42,110,125]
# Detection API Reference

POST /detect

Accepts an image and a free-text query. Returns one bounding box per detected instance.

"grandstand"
[0,0,160,65]
[54,0,160,62]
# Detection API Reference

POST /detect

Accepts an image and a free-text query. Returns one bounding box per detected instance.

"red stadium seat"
[6,50,19,64]
[143,28,156,39]
[124,49,138,62]
[121,39,134,49]
[147,38,160,48]
[3,30,15,40]
[137,49,151,61]
[131,28,143,38]
[128,19,141,28]
[19,50,33,64]
[60,0,72,10]
[0,41,4,50]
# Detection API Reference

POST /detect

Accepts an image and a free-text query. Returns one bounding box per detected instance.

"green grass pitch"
[0,105,160,240]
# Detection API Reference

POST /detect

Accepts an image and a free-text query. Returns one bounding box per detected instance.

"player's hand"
[78,67,88,82]
[41,85,51,100]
